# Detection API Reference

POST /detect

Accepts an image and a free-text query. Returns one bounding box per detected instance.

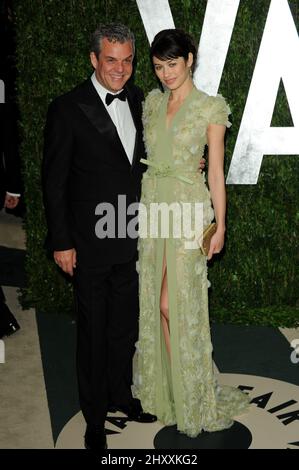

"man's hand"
[198,157,206,172]
[54,249,77,276]
[4,194,19,209]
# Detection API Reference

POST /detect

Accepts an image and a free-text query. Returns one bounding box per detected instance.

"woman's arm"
[206,123,226,260]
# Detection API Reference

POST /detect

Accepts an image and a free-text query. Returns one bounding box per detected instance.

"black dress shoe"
[84,425,107,453]
[109,399,157,423]
[0,303,20,339]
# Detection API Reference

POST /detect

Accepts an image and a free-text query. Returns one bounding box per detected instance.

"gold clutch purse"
[199,223,217,256]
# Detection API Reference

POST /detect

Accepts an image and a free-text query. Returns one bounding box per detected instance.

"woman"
[133,29,249,438]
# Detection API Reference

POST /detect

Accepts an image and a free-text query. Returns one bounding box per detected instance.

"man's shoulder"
[49,78,93,110]
[126,82,144,102]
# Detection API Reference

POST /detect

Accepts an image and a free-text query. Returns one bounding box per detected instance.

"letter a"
[227,0,299,184]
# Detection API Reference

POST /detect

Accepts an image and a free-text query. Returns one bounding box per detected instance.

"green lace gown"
[133,87,249,438]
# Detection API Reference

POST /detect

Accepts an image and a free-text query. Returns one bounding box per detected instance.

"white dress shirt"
[91,72,136,165]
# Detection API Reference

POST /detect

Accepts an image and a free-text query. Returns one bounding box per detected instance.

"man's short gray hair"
[90,23,135,58]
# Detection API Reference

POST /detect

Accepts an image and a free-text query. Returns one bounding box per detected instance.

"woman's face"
[152,53,193,90]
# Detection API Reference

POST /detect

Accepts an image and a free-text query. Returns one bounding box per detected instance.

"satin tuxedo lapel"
[77,80,131,169]
[126,85,143,170]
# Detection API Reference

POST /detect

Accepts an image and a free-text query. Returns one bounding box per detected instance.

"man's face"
[90,37,134,92]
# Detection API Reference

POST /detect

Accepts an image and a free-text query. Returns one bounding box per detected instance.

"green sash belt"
[140,158,194,185]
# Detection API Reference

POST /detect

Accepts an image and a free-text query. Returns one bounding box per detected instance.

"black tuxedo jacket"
[42,78,146,266]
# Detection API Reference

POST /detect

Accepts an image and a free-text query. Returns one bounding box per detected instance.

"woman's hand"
[207,227,225,260]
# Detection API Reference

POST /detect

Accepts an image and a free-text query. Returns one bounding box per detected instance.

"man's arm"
[42,99,77,275]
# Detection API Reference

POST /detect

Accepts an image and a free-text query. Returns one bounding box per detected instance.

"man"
[0,101,21,339]
[42,24,155,452]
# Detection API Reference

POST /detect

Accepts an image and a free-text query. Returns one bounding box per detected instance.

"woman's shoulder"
[144,88,164,107]
[188,87,214,112]
[192,88,228,107]
[208,93,231,127]
[143,88,164,120]
[192,88,231,126]
[208,93,230,110]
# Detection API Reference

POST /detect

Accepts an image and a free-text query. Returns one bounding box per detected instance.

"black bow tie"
[105,89,127,106]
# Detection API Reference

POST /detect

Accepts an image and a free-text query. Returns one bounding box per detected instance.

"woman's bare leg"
[160,252,171,357]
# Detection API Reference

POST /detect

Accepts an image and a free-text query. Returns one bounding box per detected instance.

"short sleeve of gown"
[207,94,232,128]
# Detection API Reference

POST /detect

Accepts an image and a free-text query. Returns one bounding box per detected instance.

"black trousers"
[74,255,139,427]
